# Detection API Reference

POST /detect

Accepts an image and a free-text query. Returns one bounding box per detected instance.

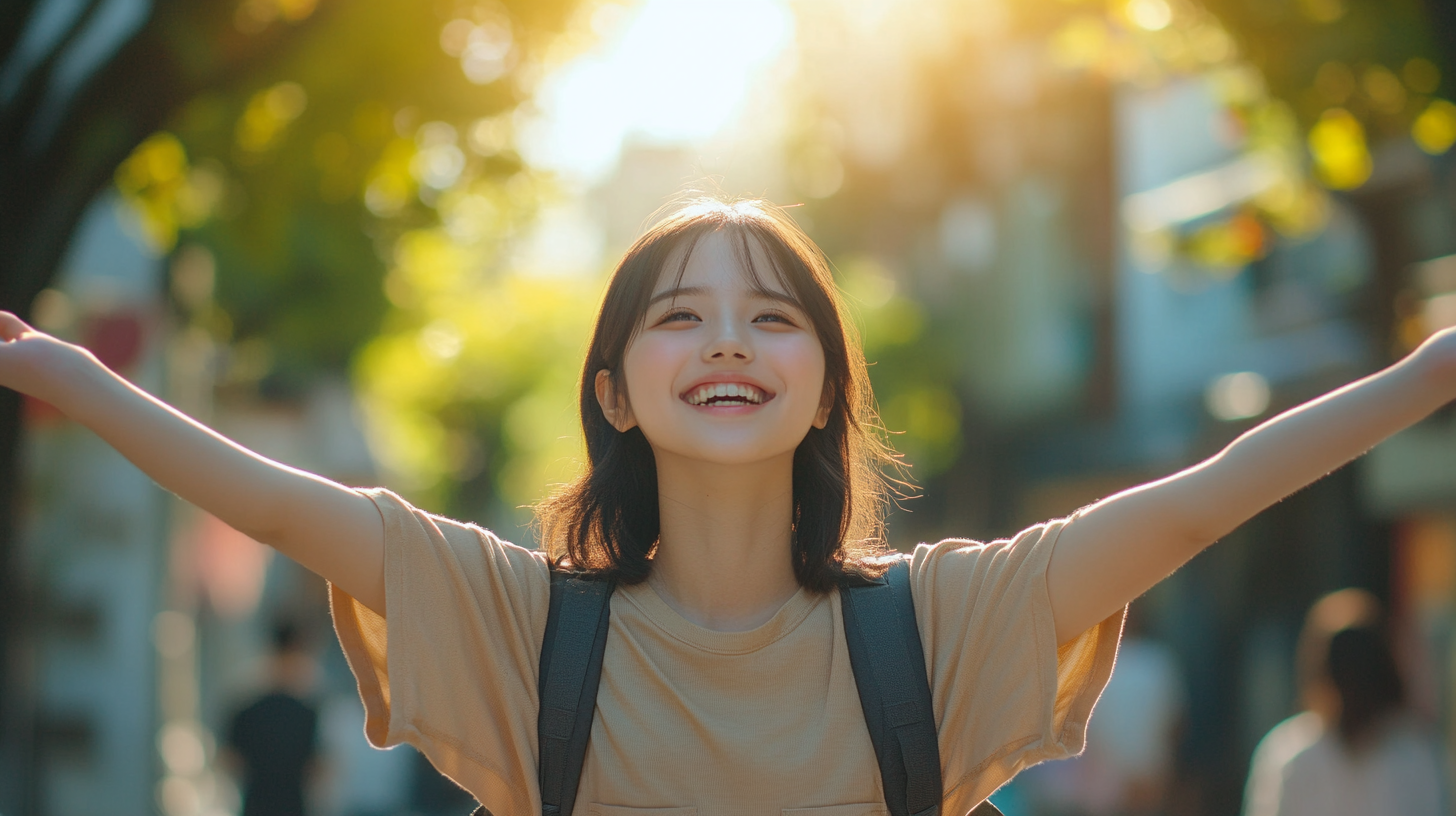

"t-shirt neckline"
[618,578,824,655]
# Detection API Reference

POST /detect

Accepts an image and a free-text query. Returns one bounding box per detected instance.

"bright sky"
[522,0,795,182]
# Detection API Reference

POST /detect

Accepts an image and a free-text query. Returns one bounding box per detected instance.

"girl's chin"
[648,440,803,468]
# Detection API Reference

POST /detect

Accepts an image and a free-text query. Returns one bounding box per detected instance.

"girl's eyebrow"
[648,286,706,306]
[647,285,801,307]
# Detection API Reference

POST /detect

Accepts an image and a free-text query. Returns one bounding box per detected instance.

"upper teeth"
[686,383,765,405]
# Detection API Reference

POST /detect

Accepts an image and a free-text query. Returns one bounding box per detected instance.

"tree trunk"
[0,388,28,809]
[0,3,324,806]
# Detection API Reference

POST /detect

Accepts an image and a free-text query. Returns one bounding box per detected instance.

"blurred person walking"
[225,619,323,816]
[1242,590,1449,816]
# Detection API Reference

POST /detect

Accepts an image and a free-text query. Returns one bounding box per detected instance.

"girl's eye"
[657,309,699,324]
[753,310,797,326]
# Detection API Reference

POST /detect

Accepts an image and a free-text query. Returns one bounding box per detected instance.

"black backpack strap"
[841,559,1003,816]
[841,558,944,816]
[535,571,614,816]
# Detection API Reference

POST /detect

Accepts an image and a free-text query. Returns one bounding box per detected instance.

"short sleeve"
[329,488,551,815]
[911,515,1124,812]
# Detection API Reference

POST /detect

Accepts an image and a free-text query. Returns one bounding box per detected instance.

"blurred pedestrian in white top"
[1243,589,1449,816]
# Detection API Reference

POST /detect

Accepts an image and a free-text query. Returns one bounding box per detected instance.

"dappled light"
[9,0,1456,813]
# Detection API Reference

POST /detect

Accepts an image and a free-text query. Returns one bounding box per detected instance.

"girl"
[2,198,1454,815]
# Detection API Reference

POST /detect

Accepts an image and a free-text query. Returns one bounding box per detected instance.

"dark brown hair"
[1297,589,1405,745]
[1326,626,1404,744]
[535,198,903,592]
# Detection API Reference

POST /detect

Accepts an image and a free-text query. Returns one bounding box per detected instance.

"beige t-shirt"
[331,489,1123,816]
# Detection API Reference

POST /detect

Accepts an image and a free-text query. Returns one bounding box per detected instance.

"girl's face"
[603,230,829,466]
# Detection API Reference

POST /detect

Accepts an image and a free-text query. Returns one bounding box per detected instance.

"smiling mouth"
[683,382,770,407]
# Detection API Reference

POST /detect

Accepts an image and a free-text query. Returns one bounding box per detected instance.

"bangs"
[648,221,810,315]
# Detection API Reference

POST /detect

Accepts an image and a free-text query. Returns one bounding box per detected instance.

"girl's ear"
[813,382,834,429]
[595,369,638,432]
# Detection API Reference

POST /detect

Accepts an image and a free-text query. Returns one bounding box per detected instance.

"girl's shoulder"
[908,515,1073,578]
[357,486,551,577]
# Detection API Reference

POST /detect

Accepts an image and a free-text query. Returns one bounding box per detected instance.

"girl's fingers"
[0,311,34,342]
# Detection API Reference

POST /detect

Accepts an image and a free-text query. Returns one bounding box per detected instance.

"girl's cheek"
[623,336,689,401]
[630,336,686,373]
[771,336,826,383]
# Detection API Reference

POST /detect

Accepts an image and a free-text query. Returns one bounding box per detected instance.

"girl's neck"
[648,450,800,632]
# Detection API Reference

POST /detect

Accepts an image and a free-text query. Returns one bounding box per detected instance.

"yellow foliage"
[1361,64,1406,115]
[1307,108,1371,190]
[235,0,318,30]
[118,132,186,189]
[392,228,473,298]
[1049,16,1109,71]
[1296,0,1345,23]
[1413,99,1456,156]
[274,0,318,21]
[1403,58,1442,95]
[500,381,587,507]
[862,298,926,349]
[236,82,308,154]
[1185,212,1266,270]
[358,224,598,512]
[882,386,962,475]
[1124,0,1173,32]
[364,138,418,216]
[1254,178,1330,238]
[114,132,224,252]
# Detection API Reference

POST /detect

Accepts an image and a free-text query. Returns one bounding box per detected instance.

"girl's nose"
[703,324,752,362]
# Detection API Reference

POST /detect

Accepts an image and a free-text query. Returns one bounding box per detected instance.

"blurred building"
[1100,79,1456,812]
[776,11,1456,810]
[993,81,1454,814]
[10,192,405,816]
[16,193,173,816]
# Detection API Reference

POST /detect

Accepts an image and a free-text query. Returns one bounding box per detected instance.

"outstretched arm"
[0,312,385,614]
[1048,327,1456,644]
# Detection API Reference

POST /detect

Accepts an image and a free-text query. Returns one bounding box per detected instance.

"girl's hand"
[1412,326,1456,398]
[0,311,98,409]
[0,310,385,613]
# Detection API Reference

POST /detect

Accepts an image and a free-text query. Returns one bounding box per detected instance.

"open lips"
[684,382,769,407]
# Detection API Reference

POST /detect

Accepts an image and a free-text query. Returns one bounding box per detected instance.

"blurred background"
[2,0,1456,814]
